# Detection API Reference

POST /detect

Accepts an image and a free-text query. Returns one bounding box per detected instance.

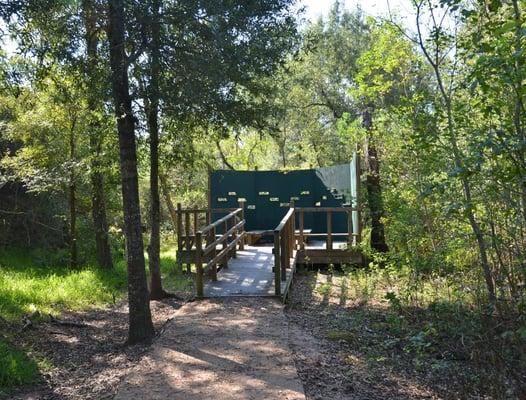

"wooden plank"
[299,211,305,250]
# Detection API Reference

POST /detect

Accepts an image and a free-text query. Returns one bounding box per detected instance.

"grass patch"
[0,339,38,389]
[0,249,127,322]
[0,243,192,392]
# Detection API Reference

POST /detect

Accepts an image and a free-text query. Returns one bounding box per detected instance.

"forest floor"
[2,265,524,399]
[2,297,187,400]
[114,298,305,400]
[287,270,524,400]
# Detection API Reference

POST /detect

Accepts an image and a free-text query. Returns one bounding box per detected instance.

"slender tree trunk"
[82,0,113,269]
[69,122,78,268]
[107,0,154,344]
[146,0,166,300]
[363,108,388,253]
[160,173,177,232]
[511,0,526,226]
[415,1,496,306]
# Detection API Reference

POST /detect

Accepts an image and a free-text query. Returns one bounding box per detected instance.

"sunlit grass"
[0,242,193,391]
[0,249,127,322]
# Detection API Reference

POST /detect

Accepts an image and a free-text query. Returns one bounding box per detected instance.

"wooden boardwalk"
[204,245,294,297]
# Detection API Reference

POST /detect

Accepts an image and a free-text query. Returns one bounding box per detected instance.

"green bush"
[0,340,38,389]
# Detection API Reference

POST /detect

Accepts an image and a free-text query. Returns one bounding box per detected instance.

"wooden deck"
[175,204,363,299]
[204,245,296,298]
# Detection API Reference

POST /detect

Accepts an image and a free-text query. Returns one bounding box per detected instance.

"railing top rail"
[274,207,295,232]
[176,207,238,213]
[199,208,243,235]
[296,206,355,212]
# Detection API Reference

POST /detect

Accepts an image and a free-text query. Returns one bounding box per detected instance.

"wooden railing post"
[185,211,191,273]
[327,210,332,250]
[299,210,305,250]
[220,220,228,269]
[290,209,295,256]
[176,203,183,250]
[196,231,204,298]
[280,229,287,275]
[176,203,183,272]
[274,231,281,296]
[238,201,245,250]
[211,226,218,281]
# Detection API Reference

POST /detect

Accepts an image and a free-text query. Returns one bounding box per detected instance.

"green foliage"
[0,249,127,321]
[0,340,38,389]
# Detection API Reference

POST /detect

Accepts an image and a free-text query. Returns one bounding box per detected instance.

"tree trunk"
[82,0,113,269]
[69,122,78,268]
[414,4,496,305]
[107,0,154,344]
[160,173,177,232]
[363,108,388,253]
[511,0,526,226]
[146,0,166,300]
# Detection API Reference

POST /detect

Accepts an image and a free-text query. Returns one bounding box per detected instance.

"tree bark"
[82,0,113,269]
[363,108,389,253]
[107,0,154,344]
[146,0,167,300]
[160,173,177,232]
[69,120,78,268]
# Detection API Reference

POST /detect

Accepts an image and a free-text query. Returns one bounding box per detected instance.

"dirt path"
[114,298,305,400]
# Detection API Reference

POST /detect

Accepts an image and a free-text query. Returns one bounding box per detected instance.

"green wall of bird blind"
[210,159,359,234]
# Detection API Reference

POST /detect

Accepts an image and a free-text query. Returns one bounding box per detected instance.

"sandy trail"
[114,298,305,400]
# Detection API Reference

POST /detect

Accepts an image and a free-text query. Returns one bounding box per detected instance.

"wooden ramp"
[176,205,361,300]
[204,245,294,297]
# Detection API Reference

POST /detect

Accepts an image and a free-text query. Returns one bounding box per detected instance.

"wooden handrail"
[275,208,294,231]
[295,206,355,212]
[201,208,242,235]
[295,205,362,249]
[202,219,245,255]
[193,206,246,298]
[273,206,295,296]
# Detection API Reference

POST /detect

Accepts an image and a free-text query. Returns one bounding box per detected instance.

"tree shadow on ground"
[285,269,526,400]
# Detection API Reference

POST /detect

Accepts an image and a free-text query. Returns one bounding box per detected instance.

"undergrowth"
[0,242,191,392]
[306,260,526,399]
